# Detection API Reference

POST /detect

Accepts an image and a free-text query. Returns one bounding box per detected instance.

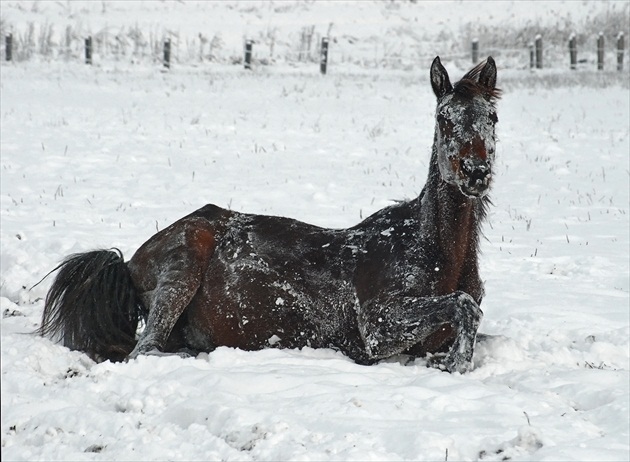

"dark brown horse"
[40,57,500,373]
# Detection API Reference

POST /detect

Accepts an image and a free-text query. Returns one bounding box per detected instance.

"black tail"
[38,249,143,362]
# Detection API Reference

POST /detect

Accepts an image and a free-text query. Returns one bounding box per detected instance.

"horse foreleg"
[128,219,215,360]
[358,291,482,373]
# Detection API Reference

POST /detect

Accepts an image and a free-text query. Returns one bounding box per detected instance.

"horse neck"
[417,142,487,289]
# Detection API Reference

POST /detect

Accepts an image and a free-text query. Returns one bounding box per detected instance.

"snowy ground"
[2,1,630,461]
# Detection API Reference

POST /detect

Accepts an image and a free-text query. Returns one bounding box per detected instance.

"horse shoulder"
[351,200,422,302]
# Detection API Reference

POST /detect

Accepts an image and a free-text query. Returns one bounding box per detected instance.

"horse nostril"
[472,167,489,182]
[461,160,489,182]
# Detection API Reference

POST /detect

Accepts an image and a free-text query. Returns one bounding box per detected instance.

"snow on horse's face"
[430,57,499,198]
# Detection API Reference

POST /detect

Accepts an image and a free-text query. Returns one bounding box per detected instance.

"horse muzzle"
[459,159,491,198]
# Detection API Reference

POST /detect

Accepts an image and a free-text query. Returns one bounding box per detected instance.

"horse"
[39,56,500,373]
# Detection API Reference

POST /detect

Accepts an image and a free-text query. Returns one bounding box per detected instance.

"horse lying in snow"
[40,56,500,373]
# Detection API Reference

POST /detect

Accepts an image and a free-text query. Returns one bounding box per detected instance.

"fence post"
[617,32,625,71]
[163,38,171,69]
[244,40,253,70]
[85,36,92,65]
[320,37,329,74]
[471,39,479,64]
[597,32,604,70]
[5,34,12,61]
[528,42,534,68]
[569,33,577,70]
[535,34,543,69]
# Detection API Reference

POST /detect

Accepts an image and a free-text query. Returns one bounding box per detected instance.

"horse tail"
[38,248,143,362]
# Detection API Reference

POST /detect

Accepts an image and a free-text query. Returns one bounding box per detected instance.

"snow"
[2,1,629,461]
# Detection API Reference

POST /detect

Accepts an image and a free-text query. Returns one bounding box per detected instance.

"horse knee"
[430,292,483,373]
[414,293,480,358]
[450,291,483,328]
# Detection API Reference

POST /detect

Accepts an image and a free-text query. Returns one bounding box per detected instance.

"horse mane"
[453,61,502,103]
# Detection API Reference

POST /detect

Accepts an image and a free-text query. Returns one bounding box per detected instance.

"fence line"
[472,32,625,71]
[2,29,627,73]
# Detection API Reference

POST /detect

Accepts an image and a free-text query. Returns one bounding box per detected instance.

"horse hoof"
[174,348,198,359]
[427,352,472,374]
[126,347,197,361]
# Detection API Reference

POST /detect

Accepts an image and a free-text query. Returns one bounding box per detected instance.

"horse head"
[430,56,500,198]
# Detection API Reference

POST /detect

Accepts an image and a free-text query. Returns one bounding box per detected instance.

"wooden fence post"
[244,40,253,70]
[569,33,577,70]
[618,32,625,71]
[85,36,92,65]
[597,32,604,70]
[529,42,534,69]
[5,34,12,61]
[471,39,479,64]
[163,38,171,69]
[320,37,329,74]
[535,34,543,69]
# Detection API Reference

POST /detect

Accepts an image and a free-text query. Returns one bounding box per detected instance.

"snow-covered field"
[2,1,629,461]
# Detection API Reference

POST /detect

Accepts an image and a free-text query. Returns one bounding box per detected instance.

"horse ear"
[430,56,453,99]
[478,56,497,90]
